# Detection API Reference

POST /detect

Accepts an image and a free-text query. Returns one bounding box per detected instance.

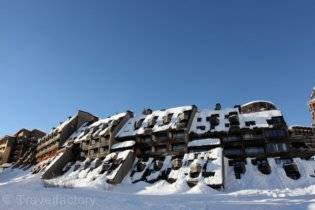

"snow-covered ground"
[1,166,315,210]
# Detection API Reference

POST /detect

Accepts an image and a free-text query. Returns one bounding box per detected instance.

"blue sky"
[0,1,315,136]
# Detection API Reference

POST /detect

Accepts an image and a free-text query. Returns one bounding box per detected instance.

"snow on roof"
[115,114,144,138]
[189,108,239,134]
[239,110,283,129]
[70,112,127,143]
[54,112,87,134]
[111,140,135,150]
[187,138,220,147]
[39,113,79,143]
[241,100,276,108]
[190,107,284,135]
[116,106,193,138]
[289,125,313,129]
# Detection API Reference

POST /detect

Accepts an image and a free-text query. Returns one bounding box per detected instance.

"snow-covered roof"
[116,106,194,138]
[111,140,135,150]
[189,108,240,134]
[55,115,76,133]
[69,112,127,143]
[187,138,220,147]
[239,110,283,129]
[39,113,80,143]
[190,107,284,135]
[241,100,276,108]
[289,125,313,129]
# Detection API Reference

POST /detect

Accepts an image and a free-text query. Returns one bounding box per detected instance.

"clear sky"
[0,0,315,136]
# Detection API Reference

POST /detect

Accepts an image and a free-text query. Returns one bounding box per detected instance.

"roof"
[69,112,128,143]
[189,108,239,134]
[116,106,194,138]
[241,100,277,108]
[189,107,284,135]
[14,128,31,137]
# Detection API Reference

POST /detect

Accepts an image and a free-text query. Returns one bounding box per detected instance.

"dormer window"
[147,116,158,128]
[163,113,173,125]
[210,115,220,129]
[178,111,189,122]
[134,118,145,130]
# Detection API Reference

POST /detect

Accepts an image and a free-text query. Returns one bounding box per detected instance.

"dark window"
[245,121,256,127]
[134,118,145,130]
[197,117,202,122]
[197,126,206,130]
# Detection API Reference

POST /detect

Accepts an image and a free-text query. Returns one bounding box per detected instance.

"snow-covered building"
[288,126,315,158]
[19,95,315,189]
[116,106,197,157]
[118,106,198,183]
[40,111,135,183]
[0,129,45,167]
[0,135,15,166]
[69,111,133,159]
[12,129,46,168]
[35,110,98,173]
[189,101,288,159]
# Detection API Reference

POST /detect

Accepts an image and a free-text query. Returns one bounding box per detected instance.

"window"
[197,118,202,122]
[155,145,167,152]
[162,113,173,125]
[143,136,152,143]
[197,126,205,130]
[245,121,256,127]
[267,117,285,125]
[172,143,186,151]
[245,147,264,156]
[265,130,286,138]
[134,118,145,130]
[266,143,288,153]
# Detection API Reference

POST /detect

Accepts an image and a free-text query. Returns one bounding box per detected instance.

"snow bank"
[1,167,315,210]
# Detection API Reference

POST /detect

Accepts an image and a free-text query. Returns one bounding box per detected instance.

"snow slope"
[1,162,315,210]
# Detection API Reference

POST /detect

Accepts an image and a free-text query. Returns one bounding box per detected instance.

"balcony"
[100,140,110,147]
[243,134,264,141]
[88,142,100,150]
